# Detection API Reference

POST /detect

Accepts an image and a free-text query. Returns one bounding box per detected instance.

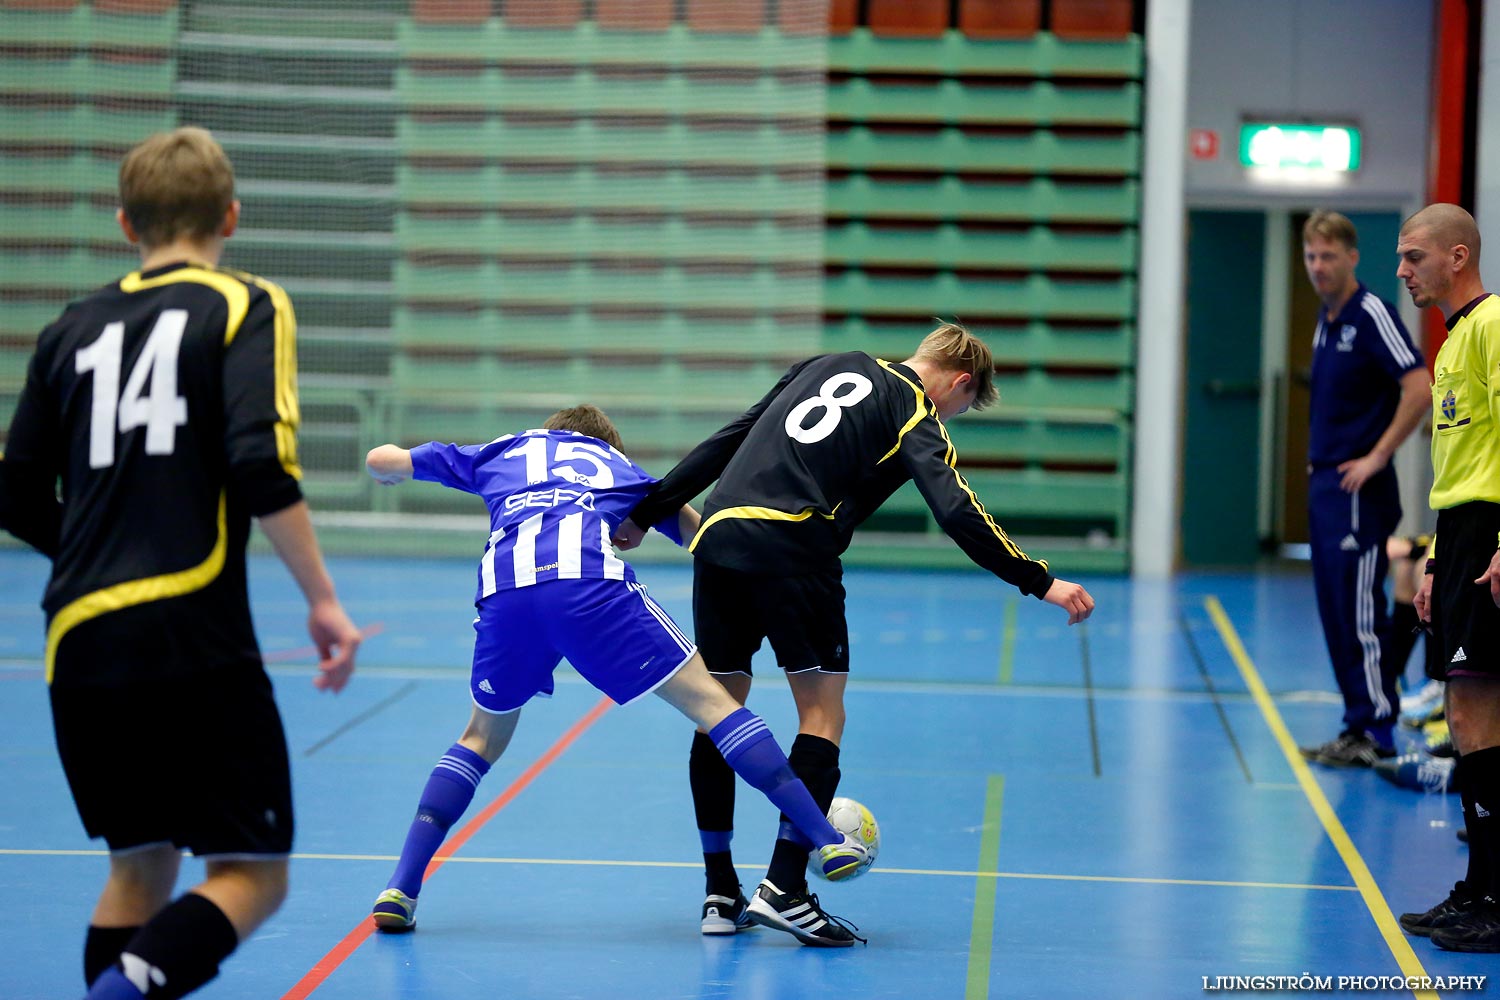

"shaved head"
[1401,203,1481,267]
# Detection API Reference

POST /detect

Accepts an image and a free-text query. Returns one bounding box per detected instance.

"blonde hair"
[912,321,997,410]
[1303,210,1358,250]
[543,403,624,451]
[119,127,235,249]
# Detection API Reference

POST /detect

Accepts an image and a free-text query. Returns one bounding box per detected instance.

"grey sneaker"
[1300,732,1395,768]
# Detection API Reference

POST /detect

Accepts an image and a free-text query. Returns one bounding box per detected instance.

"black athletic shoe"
[701,890,754,935]
[1399,884,1479,936]
[746,879,866,947]
[1432,899,1500,952]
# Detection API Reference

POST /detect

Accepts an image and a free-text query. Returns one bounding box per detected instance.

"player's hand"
[612,517,645,551]
[1415,570,1434,623]
[308,598,360,693]
[1474,548,1500,608]
[1042,578,1095,625]
[365,444,412,485]
[1336,452,1387,493]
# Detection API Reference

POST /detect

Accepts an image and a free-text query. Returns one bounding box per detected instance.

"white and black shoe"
[746,879,866,947]
[701,890,754,935]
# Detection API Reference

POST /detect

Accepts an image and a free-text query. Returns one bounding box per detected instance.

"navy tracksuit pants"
[1308,465,1401,743]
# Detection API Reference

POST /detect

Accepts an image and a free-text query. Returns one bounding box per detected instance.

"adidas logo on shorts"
[1451,647,1468,664]
[479,679,496,694]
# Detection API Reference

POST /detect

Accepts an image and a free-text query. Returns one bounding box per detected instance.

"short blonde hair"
[119,127,235,249]
[912,321,997,410]
[543,403,624,451]
[1402,203,1482,267]
[1303,210,1358,250]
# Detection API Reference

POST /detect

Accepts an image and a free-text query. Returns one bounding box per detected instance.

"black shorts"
[50,665,294,856]
[1432,502,1500,681]
[693,560,850,676]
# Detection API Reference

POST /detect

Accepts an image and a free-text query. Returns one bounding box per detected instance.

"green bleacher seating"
[0,2,1140,570]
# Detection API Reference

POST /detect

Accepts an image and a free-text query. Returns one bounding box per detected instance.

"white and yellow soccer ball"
[808,796,880,881]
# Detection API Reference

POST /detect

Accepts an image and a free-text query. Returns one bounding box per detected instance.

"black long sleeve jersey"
[0,261,304,686]
[629,352,1054,598]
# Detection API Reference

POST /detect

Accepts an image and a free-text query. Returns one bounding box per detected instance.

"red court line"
[264,622,386,664]
[279,694,615,1000]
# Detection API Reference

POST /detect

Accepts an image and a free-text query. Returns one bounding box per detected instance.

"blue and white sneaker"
[816,833,871,882]
[1375,752,1458,794]
[701,890,754,935]
[372,888,417,932]
[1400,680,1445,728]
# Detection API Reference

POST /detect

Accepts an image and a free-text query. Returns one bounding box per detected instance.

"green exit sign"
[1239,124,1361,171]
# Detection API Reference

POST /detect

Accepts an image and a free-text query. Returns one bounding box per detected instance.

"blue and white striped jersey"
[410,430,681,601]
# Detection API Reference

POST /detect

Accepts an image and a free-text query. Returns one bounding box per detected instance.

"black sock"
[690,730,739,896]
[765,734,841,895]
[85,925,140,987]
[119,893,239,1000]
[1459,748,1500,899]
[1388,603,1419,677]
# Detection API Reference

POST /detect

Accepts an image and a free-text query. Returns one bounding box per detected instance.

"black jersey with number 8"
[630,351,1052,596]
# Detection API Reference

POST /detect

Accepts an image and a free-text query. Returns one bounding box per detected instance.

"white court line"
[0,848,1355,892]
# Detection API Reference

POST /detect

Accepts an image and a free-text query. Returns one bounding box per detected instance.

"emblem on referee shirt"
[1442,390,1457,422]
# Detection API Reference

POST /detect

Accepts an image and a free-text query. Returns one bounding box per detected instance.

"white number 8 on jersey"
[784,372,873,444]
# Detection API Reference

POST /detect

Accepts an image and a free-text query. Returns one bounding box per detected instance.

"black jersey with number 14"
[0,261,304,687]
[629,352,1053,597]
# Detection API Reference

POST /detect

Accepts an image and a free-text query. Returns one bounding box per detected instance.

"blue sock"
[709,709,838,849]
[85,967,145,1000]
[387,743,491,897]
[699,829,733,853]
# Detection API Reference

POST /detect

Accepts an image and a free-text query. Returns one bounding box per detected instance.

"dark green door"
[1182,210,1265,566]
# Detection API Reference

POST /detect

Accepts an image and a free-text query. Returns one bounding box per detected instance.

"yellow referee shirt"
[1430,294,1500,509]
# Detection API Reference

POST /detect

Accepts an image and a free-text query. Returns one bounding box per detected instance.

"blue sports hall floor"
[1,547,1490,999]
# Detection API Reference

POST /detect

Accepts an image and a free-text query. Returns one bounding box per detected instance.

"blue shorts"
[470,578,696,713]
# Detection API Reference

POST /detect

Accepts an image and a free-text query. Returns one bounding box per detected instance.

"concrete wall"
[1184,0,1435,211]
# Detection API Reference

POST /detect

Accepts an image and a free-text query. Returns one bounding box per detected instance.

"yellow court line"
[1204,596,1436,999]
[966,775,1005,1000]
[0,848,1355,891]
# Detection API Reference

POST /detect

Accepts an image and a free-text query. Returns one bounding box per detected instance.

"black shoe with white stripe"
[701,890,754,935]
[746,879,866,947]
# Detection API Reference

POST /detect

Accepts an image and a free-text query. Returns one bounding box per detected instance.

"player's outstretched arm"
[259,500,361,692]
[366,444,414,485]
[1042,578,1095,625]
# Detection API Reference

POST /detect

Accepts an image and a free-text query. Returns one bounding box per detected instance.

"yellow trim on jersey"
[245,275,302,480]
[931,415,1035,563]
[688,504,837,553]
[874,360,1036,566]
[875,359,930,464]
[119,266,250,343]
[44,492,228,685]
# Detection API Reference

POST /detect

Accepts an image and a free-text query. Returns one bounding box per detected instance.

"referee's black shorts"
[693,560,850,677]
[50,661,294,857]
[1432,501,1500,681]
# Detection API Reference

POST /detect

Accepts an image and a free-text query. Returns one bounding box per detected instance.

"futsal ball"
[808,796,880,882]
